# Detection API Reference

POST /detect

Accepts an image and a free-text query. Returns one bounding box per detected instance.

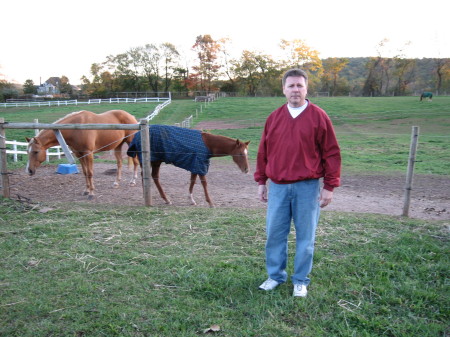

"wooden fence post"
[53,130,76,164]
[139,119,152,206]
[0,118,11,198]
[402,126,420,217]
[34,118,39,136]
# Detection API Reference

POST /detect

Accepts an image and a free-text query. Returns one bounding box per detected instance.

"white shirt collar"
[287,101,308,118]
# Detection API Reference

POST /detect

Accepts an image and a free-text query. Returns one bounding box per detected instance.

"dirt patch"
[8,160,449,221]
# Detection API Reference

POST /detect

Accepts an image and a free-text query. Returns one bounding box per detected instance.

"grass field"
[2,96,450,175]
[0,97,449,336]
[0,198,448,336]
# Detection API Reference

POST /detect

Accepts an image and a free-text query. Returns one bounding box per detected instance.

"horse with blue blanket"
[420,92,433,101]
[127,125,250,207]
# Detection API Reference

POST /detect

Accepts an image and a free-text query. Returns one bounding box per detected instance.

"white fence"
[6,140,64,162]
[145,98,172,121]
[174,115,193,128]
[1,95,171,108]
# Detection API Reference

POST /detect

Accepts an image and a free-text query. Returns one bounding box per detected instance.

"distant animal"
[127,125,250,207]
[26,110,140,199]
[420,92,433,101]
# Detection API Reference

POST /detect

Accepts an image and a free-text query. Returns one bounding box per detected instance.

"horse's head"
[232,139,250,174]
[25,137,46,176]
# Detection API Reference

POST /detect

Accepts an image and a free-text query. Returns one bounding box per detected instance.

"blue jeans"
[265,179,321,285]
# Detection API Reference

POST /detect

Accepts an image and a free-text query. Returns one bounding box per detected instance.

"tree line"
[1,35,449,101]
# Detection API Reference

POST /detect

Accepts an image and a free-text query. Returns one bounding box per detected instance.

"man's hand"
[258,185,268,202]
[319,189,333,208]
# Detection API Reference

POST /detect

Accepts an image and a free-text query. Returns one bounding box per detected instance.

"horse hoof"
[83,191,89,196]
[112,183,119,189]
[129,182,136,187]
[87,195,95,200]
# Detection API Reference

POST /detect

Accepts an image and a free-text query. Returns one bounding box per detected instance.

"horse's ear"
[26,137,31,142]
[245,141,250,146]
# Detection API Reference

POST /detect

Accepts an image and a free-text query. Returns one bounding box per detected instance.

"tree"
[434,58,450,95]
[126,48,144,92]
[192,35,222,92]
[172,67,189,94]
[138,44,161,92]
[0,80,18,101]
[23,79,36,95]
[161,42,180,92]
[232,50,261,96]
[321,58,349,96]
[280,39,322,72]
[82,63,110,97]
[231,50,281,96]
[59,76,73,95]
[104,52,139,92]
[362,57,383,97]
[392,57,416,96]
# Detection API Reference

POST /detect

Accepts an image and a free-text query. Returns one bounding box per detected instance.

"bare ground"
[8,160,449,221]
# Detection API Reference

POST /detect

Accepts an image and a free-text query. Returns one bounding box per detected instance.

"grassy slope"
[2,96,449,174]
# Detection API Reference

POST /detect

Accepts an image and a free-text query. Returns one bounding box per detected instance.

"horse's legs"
[151,161,172,205]
[78,153,95,199]
[112,148,123,188]
[129,156,139,187]
[78,156,89,195]
[199,175,214,208]
[189,174,198,205]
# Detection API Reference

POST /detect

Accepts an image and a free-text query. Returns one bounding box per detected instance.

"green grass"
[0,97,449,335]
[191,96,450,175]
[1,96,449,175]
[0,198,448,336]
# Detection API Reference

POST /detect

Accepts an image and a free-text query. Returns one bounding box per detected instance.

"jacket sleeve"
[254,127,269,185]
[320,116,341,191]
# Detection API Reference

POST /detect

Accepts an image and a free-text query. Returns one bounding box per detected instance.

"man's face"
[283,76,308,108]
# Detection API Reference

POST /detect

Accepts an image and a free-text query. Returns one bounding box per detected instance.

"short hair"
[282,69,308,86]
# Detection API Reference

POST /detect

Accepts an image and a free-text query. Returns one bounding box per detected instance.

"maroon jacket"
[254,101,341,191]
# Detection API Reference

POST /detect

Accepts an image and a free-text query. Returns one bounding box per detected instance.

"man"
[254,69,341,297]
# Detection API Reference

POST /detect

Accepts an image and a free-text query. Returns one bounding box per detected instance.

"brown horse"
[127,125,250,207]
[26,110,139,199]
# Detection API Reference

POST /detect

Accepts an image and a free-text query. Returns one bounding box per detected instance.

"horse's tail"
[127,156,139,169]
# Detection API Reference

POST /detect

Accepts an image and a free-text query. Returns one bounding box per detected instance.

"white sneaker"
[258,278,280,291]
[293,284,308,297]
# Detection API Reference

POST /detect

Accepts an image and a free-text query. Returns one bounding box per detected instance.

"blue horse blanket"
[127,125,212,176]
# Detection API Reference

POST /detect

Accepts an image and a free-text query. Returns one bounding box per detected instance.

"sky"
[1,0,448,85]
